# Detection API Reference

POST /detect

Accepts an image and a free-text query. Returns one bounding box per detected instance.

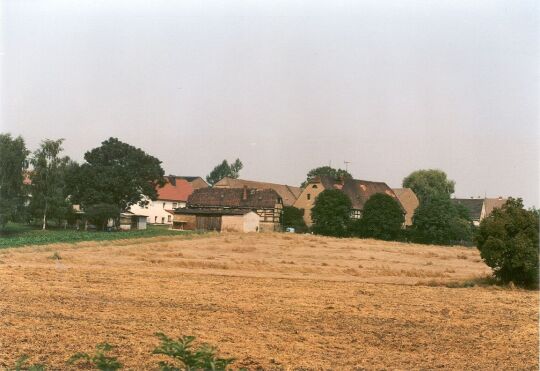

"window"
[172,202,177,209]
[312,185,318,189]
[167,215,172,222]
[161,217,165,223]
[162,202,166,209]
[307,194,311,200]
[154,216,157,223]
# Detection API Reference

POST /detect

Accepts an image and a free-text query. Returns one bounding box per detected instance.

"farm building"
[173,209,259,232]
[118,212,147,231]
[392,188,420,226]
[214,177,302,206]
[129,175,200,225]
[294,176,403,226]
[181,186,283,232]
[174,176,209,190]
[452,197,507,226]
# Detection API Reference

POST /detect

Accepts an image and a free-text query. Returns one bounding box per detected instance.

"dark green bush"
[311,190,351,237]
[475,198,539,288]
[412,196,472,245]
[350,193,404,241]
[280,206,308,233]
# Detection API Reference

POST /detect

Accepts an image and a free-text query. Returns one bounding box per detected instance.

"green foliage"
[68,342,122,370]
[311,190,351,237]
[0,223,197,249]
[29,139,72,229]
[402,169,455,204]
[301,166,351,187]
[205,159,243,186]
[351,193,404,240]
[8,355,46,371]
[85,203,120,231]
[475,198,539,287]
[280,206,307,233]
[153,333,234,371]
[68,137,165,212]
[412,196,473,245]
[0,133,29,228]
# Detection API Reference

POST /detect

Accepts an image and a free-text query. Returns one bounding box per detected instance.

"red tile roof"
[157,178,194,202]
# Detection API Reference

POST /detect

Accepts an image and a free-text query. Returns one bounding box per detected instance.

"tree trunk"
[42,203,48,230]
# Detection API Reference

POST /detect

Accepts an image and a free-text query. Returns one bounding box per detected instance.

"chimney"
[242,185,248,201]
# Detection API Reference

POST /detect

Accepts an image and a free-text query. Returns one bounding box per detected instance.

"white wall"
[129,197,186,224]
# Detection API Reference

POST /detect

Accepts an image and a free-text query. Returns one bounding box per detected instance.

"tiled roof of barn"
[392,188,420,226]
[312,176,401,211]
[452,198,484,221]
[484,197,507,216]
[188,187,281,209]
[214,177,302,206]
[174,208,252,216]
[156,177,194,202]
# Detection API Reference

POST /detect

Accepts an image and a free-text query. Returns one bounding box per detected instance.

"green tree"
[352,193,405,240]
[311,189,351,237]
[84,203,120,231]
[280,206,307,233]
[402,169,455,204]
[412,196,472,245]
[475,198,539,287]
[69,138,165,215]
[302,166,351,187]
[0,134,29,229]
[205,159,243,186]
[29,139,72,229]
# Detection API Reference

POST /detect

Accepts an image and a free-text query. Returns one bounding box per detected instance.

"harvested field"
[0,233,537,369]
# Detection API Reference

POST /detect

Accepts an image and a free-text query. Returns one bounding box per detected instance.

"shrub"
[412,196,472,245]
[311,190,351,237]
[84,203,120,231]
[351,193,404,240]
[68,342,122,370]
[153,333,234,371]
[475,198,539,288]
[8,355,46,371]
[280,206,307,233]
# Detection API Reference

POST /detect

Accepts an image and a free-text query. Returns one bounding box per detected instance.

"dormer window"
[312,185,318,189]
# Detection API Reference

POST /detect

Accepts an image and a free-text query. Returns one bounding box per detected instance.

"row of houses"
[127,173,508,233]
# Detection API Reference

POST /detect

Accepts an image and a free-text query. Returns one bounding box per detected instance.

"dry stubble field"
[0,232,538,370]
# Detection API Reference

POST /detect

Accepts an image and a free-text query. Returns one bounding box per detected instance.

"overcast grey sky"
[1,0,539,206]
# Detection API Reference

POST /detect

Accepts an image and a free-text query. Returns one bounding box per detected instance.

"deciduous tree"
[0,134,29,229]
[302,166,351,187]
[351,193,404,240]
[311,189,351,237]
[475,198,539,287]
[402,169,455,204]
[29,139,72,229]
[69,138,165,215]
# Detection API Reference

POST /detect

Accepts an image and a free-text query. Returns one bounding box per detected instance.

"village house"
[392,188,420,226]
[129,175,205,225]
[452,197,507,226]
[294,176,403,226]
[173,209,260,233]
[214,177,302,206]
[173,186,283,232]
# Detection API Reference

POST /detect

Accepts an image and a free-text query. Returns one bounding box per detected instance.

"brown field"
[0,233,537,370]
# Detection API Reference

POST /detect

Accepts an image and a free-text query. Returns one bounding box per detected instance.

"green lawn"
[0,223,194,249]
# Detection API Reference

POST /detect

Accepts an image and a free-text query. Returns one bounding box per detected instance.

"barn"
[173,209,260,233]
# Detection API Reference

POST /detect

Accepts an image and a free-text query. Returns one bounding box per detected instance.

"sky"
[1,0,539,206]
